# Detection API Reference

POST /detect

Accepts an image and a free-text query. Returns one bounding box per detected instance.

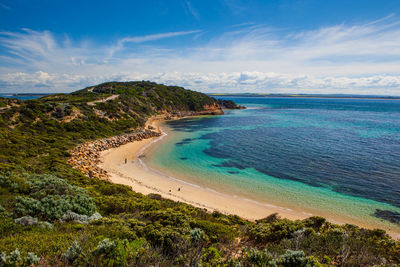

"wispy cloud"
[118,30,201,44]
[184,0,199,19]
[1,16,400,94]
[108,30,201,57]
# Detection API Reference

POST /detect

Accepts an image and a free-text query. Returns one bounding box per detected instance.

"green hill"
[0,82,399,266]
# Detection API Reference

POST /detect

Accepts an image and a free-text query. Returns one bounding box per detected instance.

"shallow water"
[147,97,400,232]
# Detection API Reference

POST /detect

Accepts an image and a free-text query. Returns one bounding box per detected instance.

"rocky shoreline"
[68,105,225,180]
[68,128,161,180]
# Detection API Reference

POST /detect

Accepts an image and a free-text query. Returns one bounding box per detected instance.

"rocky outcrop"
[68,105,224,180]
[68,129,161,180]
[217,99,246,109]
[166,103,224,119]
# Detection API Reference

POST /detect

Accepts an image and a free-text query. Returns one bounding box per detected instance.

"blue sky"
[1,0,400,94]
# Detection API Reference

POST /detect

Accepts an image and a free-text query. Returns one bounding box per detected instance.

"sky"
[1,0,400,95]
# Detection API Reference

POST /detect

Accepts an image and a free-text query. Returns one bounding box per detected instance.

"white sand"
[99,119,308,221]
[99,118,400,239]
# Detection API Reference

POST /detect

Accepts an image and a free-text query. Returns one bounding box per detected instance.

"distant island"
[0,81,399,266]
[208,93,400,99]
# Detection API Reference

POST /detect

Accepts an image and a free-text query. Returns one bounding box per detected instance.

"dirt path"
[87,94,119,106]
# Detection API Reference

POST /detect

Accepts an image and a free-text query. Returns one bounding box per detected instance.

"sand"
[99,118,309,221]
[99,117,400,239]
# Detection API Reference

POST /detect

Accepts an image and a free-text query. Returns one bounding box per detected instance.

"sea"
[146,97,400,232]
[0,94,48,100]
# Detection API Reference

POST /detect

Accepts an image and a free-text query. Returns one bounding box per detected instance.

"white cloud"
[1,16,400,95]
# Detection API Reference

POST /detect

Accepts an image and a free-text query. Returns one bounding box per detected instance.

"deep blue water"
[0,94,47,100]
[163,97,400,224]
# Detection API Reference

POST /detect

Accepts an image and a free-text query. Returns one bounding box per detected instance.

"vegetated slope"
[0,82,399,266]
[0,81,222,173]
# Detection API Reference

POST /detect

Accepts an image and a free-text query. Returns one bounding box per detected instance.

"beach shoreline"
[99,116,400,239]
[99,116,310,220]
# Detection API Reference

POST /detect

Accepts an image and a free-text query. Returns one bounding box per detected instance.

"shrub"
[14,216,38,226]
[92,238,117,256]
[60,211,89,224]
[201,246,222,266]
[243,248,276,267]
[190,228,205,243]
[0,173,28,192]
[52,106,65,118]
[0,205,8,218]
[0,248,22,266]
[247,219,303,244]
[191,220,236,243]
[63,240,82,264]
[277,250,322,267]
[303,216,327,232]
[14,174,96,221]
[38,221,54,229]
[24,252,41,266]
[0,249,40,266]
[279,250,305,266]
[60,211,102,224]
[143,224,188,256]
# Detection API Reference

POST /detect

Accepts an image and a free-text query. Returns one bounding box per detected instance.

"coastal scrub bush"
[143,224,188,256]
[279,250,306,266]
[14,216,38,226]
[247,218,304,245]
[92,238,117,256]
[63,240,82,264]
[243,248,276,267]
[60,211,90,224]
[90,238,119,266]
[201,246,222,266]
[0,205,7,217]
[140,208,191,228]
[24,252,41,266]
[13,174,96,221]
[278,250,322,267]
[191,219,236,243]
[96,195,138,215]
[0,248,40,267]
[60,211,102,224]
[247,222,272,244]
[0,248,22,266]
[0,172,28,192]
[303,216,327,232]
[190,228,205,243]
[1,82,400,266]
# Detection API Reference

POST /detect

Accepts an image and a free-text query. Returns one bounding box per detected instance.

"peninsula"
[0,81,399,266]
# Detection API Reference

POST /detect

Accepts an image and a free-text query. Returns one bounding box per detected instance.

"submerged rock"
[374,209,400,225]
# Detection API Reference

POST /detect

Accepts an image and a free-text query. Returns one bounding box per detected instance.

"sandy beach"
[99,117,310,221]
[99,117,400,239]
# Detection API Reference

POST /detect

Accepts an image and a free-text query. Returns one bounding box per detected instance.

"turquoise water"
[146,97,400,232]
